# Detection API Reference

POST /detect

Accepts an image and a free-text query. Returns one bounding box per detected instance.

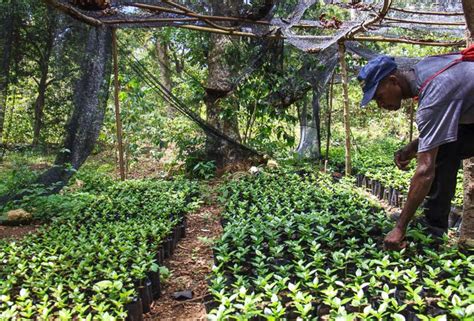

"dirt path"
[145,203,222,321]
[0,224,40,241]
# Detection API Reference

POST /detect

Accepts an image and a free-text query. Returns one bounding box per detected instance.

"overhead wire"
[116,38,263,157]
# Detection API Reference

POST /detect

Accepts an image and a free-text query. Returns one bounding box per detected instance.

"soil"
[0,223,40,240]
[144,203,223,321]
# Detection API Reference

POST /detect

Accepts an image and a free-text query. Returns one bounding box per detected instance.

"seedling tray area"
[0,179,200,320]
[330,144,464,208]
[207,172,473,320]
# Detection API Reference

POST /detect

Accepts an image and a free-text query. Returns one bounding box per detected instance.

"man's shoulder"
[414,54,461,80]
[416,54,474,101]
[416,54,461,67]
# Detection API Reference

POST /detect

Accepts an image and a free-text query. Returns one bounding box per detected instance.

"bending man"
[357,50,474,250]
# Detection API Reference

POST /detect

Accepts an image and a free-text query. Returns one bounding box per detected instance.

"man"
[357,51,474,250]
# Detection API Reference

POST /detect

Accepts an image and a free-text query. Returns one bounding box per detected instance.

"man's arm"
[384,147,438,250]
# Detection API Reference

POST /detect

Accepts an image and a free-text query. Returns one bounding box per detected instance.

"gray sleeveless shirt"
[411,54,474,152]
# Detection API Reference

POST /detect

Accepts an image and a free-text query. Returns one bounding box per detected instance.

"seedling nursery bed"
[0,170,472,320]
[206,171,473,320]
[0,179,200,320]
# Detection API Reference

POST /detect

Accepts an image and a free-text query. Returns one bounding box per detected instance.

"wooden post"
[112,28,125,181]
[460,29,473,247]
[338,41,352,175]
[409,99,415,142]
[325,71,335,161]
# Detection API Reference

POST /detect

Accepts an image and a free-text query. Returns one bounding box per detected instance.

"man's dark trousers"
[423,124,474,232]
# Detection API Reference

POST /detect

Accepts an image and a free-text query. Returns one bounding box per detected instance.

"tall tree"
[36,24,112,191]
[0,23,112,205]
[0,0,18,144]
[460,0,474,246]
[155,30,174,118]
[30,6,58,146]
[204,0,243,168]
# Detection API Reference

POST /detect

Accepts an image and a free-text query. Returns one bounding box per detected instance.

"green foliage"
[328,134,464,206]
[0,178,200,319]
[72,164,116,194]
[190,160,216,180]
[0,148,55,199]
[209,171,473,320]
[2,0,84,146]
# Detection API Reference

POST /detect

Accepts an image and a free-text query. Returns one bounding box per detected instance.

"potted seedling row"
[207,172,473,320]
[0,179,200,320]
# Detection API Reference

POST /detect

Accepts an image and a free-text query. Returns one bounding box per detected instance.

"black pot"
[391,189,399,206]
[203,294,219,314]
[362,176,368,188]
[401,307,421,321]
[167,237,174,255]
[220,217,228,227]
[125,297,144,321]
[285,310,299,320]
[179,223,186,238]
[164,239,172,258]
[148,270,161,299]
[154,250,163,265]
[174,226,180,242]
[372,181,378,195]
[173,228,179,246]
[378,184,385,199]
[138,279,153,314]
[155,247,163,265]
[399,195,404,208]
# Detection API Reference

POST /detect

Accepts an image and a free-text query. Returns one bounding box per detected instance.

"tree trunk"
[0,23,112,205]
[460,0,474,246]
[35,25,112,192]
[32,8,57,146]
[0,1,14,143]
[155,31,174,118]
[205,0,243,168]
[296,90,321,159]
[32,77,47,146]
[462,0,474,37]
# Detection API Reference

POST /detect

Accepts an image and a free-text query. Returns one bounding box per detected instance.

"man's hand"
[394,150,411,171]
[384,226,407,250]
[394,139,419,171]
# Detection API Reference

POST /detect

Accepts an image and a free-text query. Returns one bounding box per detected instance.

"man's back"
[413,54,474,152]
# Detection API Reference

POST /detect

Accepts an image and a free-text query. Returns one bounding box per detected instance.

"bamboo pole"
[338,41,351,176]
[325,71,335,161]
[112,28,125,181]
[460,27,474,247]
[353,36,464,47]
[43,0,103,26]
[104,17,199,24]
[390,7,464,16]
[384,16,465,26]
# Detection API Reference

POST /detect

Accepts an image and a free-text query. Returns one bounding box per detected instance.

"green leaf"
[93,280,113,292]
[392,313,405,321]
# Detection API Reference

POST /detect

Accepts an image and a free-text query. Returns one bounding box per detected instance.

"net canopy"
[45,0,467,52]
[44,0,468,159]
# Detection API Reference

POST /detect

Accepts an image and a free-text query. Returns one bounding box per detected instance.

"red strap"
[461,44,474,61]
[418,58,462,95]
[417,44,474,98]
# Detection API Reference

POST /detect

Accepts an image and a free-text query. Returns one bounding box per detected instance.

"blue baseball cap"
[357,55,397,107]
